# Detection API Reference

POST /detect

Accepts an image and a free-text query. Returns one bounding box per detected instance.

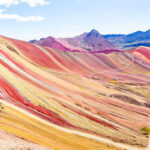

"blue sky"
[0,0,150,40]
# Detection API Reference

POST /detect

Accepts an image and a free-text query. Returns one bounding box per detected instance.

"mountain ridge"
[103,29,150,49]
[30,29,117,51]
[30,29,150,50]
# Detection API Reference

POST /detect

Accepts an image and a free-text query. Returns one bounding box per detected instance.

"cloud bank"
[0,0,50,21]
[0,9,44,21]
[0,0,50,7]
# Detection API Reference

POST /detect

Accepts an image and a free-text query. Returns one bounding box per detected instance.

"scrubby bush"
[109,80,118,84]
[141,127,150,135]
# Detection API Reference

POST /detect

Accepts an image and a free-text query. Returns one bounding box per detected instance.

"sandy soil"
[0,130,51,150]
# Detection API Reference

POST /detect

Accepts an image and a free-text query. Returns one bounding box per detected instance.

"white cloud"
[0,0,19,7]
[0,0,50,7]
[21,0,50,7]
[0,9,44,21]
[0,0,49,21]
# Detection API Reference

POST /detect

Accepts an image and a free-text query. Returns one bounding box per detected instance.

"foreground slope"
[0,35,150,150]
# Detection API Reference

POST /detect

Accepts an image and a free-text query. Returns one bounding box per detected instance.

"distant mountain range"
[29,29,116,52]
[103,29,150,49]
[30,29,150,51]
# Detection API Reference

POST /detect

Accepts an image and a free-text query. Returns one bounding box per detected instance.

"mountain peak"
[87,29,101,38]
[90,29,99,34]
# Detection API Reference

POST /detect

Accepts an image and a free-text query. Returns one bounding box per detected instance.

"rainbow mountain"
[0,35,150,149]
